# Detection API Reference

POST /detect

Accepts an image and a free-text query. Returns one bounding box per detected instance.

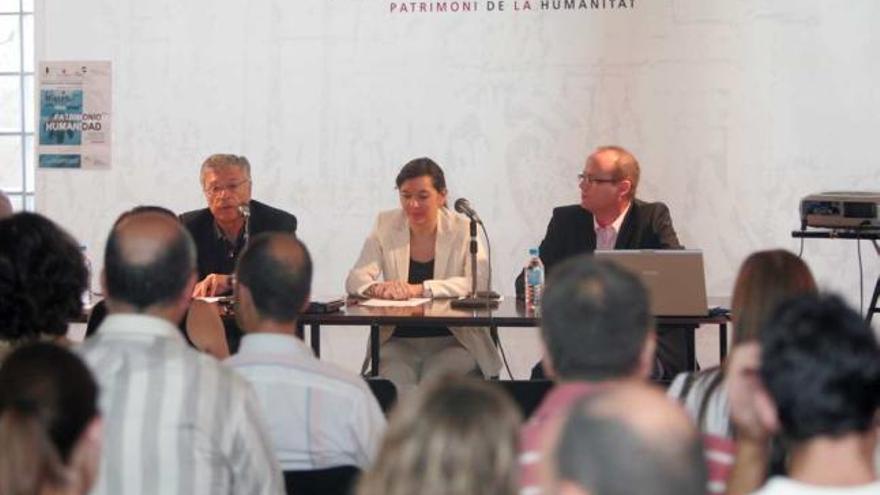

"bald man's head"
[235,233,312,324]
[550,383,706,495]
[104,211,196,311]
[0,190,12,219]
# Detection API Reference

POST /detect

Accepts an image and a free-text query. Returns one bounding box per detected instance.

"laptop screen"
[593,250,709,317]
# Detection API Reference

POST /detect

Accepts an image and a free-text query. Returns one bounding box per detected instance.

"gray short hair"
[199,154,251,186]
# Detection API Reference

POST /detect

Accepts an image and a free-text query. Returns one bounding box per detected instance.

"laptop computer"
[593,250,709,317]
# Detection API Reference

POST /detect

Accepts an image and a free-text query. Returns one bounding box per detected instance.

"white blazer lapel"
[433,208,453,279]
[388,211,411,282]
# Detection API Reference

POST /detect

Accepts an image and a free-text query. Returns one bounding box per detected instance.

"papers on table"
[195,296,230,304]
[360,298,431,308]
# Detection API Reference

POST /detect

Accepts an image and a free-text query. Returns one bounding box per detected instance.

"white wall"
[37,0,880,373]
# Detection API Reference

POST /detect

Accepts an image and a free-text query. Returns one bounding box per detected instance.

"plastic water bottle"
[80,245,92,306]
[523,247,544,311]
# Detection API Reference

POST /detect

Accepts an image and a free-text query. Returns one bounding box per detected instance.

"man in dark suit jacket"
[521,146,688,380]
[181,154,297,297]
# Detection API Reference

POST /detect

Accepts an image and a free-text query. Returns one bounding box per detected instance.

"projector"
[800,192,880,229]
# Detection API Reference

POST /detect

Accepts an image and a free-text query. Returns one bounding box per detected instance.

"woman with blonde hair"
[358,375,522,495]
[0,343,102,495]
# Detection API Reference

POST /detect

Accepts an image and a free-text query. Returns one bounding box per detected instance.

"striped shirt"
[78,313,284,495]
[225,333,386,471]
[519,382,599,495]
[668,368,735,495]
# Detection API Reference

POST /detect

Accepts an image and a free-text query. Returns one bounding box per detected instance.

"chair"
[364,377,397,415]
[283,466,361,495]
[868,276,880,324]
[84,299,108,338]
[492,380,553,417]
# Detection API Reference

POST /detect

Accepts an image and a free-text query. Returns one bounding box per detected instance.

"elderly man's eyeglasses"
[205,179,250,196]
[578,174,619,185]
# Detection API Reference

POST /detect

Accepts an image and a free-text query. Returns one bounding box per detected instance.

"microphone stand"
[239,204,251,246]
[451,217,500,309]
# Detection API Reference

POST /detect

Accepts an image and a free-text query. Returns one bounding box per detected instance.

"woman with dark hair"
[357,375,521,495]
[0,343,102,495]
[346,158,501,394]
[667,249,818,494]
[0,213,88,357]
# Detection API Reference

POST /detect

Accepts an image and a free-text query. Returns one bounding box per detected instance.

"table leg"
[295,322,304,340]
[371,324,380,377]
[310,324,321,357]
[685,325,696,371]
[719,322,728,363]
[868,276,880,324]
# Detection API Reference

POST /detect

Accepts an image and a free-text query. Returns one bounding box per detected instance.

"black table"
[792,228,880,323]
[298,298,730,377]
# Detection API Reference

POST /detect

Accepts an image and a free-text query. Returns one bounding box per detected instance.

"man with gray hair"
[181,154,298,297]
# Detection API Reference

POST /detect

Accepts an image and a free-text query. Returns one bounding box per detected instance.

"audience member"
[181,154,297,297]
[544,382,707,495]
[0,343,102,495]
[520,254,655,493]
[0,212,88,358]
[78,210,283,495]
[667,249,816,494]
[0,190,12,218]
[357,375,521,495]
[225,233,386,472]
[84,205,183,339]
[727,294,880,494]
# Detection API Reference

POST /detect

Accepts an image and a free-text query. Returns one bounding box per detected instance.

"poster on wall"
[37,61,112,169]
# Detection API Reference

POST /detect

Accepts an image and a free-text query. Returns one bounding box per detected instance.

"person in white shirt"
[725,294,880,495]
[226,233,386,471]
[79,210,283,495]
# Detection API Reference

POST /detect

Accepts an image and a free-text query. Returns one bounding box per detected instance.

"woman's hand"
[726,342,776,441]
[366,281,424,300]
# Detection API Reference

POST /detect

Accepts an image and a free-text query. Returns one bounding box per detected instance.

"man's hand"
[192,274,232,298]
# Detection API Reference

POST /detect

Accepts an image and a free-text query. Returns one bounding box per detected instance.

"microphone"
[237,204,251,219]
[238,203,251,245]
[454,198,481,223]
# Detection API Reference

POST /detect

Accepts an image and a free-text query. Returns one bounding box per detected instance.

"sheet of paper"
[360,298,431,307]
[195,296,229,304]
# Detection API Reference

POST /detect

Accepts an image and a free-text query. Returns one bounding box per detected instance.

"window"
[0,0,34,211]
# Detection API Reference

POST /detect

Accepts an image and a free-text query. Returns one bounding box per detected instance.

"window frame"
[0,0,34,211]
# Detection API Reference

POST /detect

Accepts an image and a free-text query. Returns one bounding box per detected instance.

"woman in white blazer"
[345,158,501,394]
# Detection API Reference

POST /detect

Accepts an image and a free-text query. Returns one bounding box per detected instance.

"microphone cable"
[479,221,514,380]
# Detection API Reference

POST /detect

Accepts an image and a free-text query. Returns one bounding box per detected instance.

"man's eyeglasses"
[578,174,619,185]
[205,179,250,196]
